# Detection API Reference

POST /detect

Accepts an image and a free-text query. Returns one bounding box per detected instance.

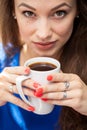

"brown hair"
[0,0,22,55]
[58,0,87,129]
[0,0,87,129]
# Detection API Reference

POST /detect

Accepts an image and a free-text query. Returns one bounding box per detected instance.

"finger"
[47,97,83,112]
[47,73,80,82]
[3,66,30,75]
[0,78,36,96]
[43,80,81,93]
[46,98,79,109]
[0,79,35,97]
[43,82,69,93]
[0,66,30,85]
[41,89,82,100]
[0,82,35,111]
[4,92,35,111]
[22,79,37,90]
[1,73,19,84]
[11,84,35,97]
[1,73,32,85]
[0,81,35,99]
[0,81,14,92]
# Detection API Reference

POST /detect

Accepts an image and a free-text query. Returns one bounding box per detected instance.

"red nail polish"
[41,98,48,101]
[36,88,43,94]
[34,88,43,97]
[47,75,53,81]
[25,68,30,74]
[33,82,41,88]
[28,106,35,112]
[34,92,43,97]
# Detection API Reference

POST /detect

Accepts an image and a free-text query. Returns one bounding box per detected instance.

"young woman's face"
[14,0,77,57]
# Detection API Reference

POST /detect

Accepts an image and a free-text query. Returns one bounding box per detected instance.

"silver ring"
[63,91,67,99]
[9,85,13,93]
[64,81,70,90]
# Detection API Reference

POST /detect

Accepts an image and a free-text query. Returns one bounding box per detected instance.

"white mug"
[16,57,60,115]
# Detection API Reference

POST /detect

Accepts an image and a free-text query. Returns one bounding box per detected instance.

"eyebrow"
[51,3,72,11]
[18,3,36,11]
[18,2,72,11]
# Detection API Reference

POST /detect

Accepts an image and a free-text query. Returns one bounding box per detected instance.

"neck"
[20,44,38,65]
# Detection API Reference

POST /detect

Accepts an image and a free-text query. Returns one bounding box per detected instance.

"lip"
[32,40,57,50]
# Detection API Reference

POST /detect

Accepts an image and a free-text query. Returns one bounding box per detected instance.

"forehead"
[14,0,76,7]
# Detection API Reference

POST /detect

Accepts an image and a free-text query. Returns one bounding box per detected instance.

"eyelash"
[22,11,36,17]
[53,10,67,18]
[22,10,68,19]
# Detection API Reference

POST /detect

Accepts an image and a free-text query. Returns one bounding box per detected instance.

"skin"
[14,0,77,60]
[0,0,87,115]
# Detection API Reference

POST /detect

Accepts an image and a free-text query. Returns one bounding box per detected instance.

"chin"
[33,49,57,58]
[37,53,55,58]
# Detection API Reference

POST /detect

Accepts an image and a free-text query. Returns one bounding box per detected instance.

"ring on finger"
[62,91,67,99]
[64,81,70,90]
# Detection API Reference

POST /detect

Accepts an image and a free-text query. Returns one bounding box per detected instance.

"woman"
[0,0,87,130]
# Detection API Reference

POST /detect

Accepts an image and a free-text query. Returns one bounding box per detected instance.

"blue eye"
[22,11,35,17]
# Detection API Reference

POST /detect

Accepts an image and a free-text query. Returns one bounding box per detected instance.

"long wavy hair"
[0,0,87,129]
[0,0,22,55]
[58,0,87,129]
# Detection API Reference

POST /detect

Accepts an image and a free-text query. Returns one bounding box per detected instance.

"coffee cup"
[16,57,60,115]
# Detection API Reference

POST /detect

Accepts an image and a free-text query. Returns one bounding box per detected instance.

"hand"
[39,72,87,115]
[0,66,36,111]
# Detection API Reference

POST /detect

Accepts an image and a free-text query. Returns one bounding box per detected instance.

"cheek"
[19,27,29,41]
[54,20,74,41]
[17,19,34,42]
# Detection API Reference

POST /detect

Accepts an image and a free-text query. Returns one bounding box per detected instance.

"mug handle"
[16,75,32,105]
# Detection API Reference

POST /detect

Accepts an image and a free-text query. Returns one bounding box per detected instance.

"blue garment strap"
[9,103,29,130]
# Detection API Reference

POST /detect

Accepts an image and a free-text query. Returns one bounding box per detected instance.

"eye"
[53,10,67,18]
[22,11,36,17]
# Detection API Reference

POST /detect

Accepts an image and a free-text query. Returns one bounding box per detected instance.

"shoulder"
[0,43,20,72]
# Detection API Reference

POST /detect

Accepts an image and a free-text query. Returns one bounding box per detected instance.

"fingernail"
[33,82,41,88]
[47,75,53,81]
[34,92,43,97]
[25,68,30,74]
[28,106,35,112]
[34,88,43,97]
[41,98,48,101]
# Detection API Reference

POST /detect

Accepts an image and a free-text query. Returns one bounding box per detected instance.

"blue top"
[0,43,61,130]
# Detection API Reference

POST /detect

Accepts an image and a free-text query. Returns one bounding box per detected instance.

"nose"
[36,18,52,41]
